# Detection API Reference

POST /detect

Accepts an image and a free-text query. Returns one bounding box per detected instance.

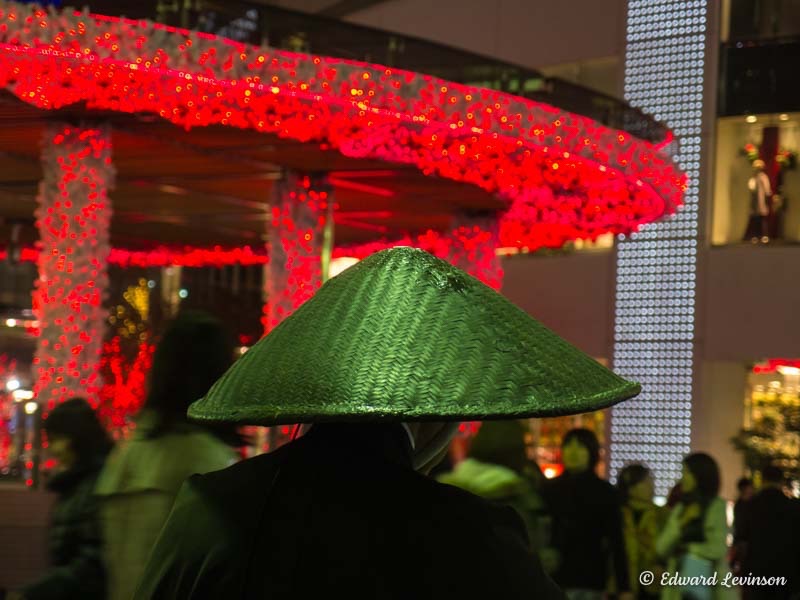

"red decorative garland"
[0,1,685,251]
[752,359,800,375]
[263,173,330,332]
[96,335,154,432]
[32,124,114,410]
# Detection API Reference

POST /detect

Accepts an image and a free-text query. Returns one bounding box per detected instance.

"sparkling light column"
[611,0,710,496]
[33,124,115,411]
[262,172,331,333]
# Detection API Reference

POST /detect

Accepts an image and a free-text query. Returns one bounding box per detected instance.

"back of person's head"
[144,311,236,439]
[562,427,600,470]
[617,463,651,503]
[44,397,112,465]
[683,452,720,499]
[762,465,784,486]
[736,476,753,494]
[469,420,529,473]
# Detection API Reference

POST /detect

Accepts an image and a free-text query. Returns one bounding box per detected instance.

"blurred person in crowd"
[617,464,669,600]
[9,398,112,600]
[437,419,552,556]
[729,476,754,573]
[735,465,800,600]
[95,311,243,600]
[543,428,632,600]
[656,453,731,600]
[132,248,641,599]
[732,477,754,540]
[666,482,683,509]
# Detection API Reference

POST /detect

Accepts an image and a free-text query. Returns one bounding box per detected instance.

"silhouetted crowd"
[4,257,800,600]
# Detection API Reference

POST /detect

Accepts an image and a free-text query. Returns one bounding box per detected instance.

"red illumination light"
[333,227,502,289]
[263,174,330,333]
[0,3,684,252]
[752,359,800,375]
[32,124,114,407]
[97,335,154,429]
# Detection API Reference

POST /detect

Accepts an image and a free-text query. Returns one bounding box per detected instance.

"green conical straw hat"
[189,247,639,425]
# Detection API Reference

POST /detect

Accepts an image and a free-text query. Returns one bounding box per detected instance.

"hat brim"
[189,248,640,425]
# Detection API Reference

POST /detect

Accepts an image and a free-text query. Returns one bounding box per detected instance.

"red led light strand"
[7,227,500,289]
[0,2,685,250]
[1,245,270,267]
[32,123,115,410]
[333,225,503,290]
[263,173,331,333]
[97,335,154,432]
[752,359,800,374]
[446,213,502,290]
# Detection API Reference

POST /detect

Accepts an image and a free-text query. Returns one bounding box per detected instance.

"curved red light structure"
[0,2,685,250]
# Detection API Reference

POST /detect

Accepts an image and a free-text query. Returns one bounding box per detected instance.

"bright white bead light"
[611,0,708,497]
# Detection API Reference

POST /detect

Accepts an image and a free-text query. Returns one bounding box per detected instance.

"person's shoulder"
[161,451,287,547]
[706,496,728,517]
[426,472,529,536]
[581,473,619,502]
[181,428,237,463]
[431,476,564,599]
[187,443,288,502]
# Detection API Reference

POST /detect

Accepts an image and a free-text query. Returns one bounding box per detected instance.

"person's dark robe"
[543,469,630,593]
[133,423,564,599]
[21,458,107,600]
[737,486,800,599]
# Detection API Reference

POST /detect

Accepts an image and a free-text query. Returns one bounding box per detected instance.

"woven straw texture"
[189,248,639,425]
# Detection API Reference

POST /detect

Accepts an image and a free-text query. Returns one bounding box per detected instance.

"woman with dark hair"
[11,398,111,600]
[656,453,731,600]
[617,464,668,600]
[95,311,242,600]
[543,428,632,600]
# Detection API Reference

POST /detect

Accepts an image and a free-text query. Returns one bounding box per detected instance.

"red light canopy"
[0,1,685,251]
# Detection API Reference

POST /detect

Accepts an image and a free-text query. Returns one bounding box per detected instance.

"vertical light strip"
[611,0,708,496]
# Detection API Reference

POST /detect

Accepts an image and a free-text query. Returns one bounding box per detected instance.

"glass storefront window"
[723,0,800,42]
[712,113,800,245]
[734,359,800,488]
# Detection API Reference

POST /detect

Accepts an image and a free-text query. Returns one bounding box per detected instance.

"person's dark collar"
[303,422,414,467]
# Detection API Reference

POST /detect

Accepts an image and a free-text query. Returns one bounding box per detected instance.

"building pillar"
[260,171,331,452]
[262,172,332,334]
[33,124,115,411]
[610,0,715,497]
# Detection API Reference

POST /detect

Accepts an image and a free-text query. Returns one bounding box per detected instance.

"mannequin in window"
[743,159,772,243]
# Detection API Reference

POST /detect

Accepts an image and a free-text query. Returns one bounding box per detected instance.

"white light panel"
[611,0,709,497]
